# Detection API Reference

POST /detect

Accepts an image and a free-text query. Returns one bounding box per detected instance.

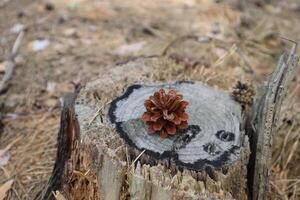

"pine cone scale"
[147,122,156,133]
[166,122,176,135]
[141,112,151,121]
[150,112,161,121]
[178,121,188,129]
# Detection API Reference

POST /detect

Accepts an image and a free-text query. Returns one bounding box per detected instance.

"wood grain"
[109,82,242,171]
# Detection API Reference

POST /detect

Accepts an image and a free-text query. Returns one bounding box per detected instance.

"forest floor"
[0,0,300,199]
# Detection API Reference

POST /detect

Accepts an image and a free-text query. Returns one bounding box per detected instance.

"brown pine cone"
[141,88,189,138]
[232,81,255,109]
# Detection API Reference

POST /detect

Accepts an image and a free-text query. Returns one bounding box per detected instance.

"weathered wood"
[73,57,250,199]
[39,57,253,200]
[35,91,80,200]
[35,86,101,200]
[248,44,299,200]
[37,37,299,199]
[109,82,242,171]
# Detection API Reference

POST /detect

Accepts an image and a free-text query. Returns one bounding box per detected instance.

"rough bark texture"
[248,44,299,200]
[35,90,101,200]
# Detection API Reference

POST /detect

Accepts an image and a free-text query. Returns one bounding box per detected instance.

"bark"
[247,43,299,200]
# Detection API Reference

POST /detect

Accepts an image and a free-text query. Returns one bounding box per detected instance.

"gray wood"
[109,82,242,170]
[250,43,299,200]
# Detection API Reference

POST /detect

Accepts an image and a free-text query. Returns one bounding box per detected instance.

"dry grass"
[271,100,300,199]
[0,0,300,199]
[0,113,59,199]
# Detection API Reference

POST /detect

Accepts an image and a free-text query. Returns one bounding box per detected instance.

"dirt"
[0,0,300,199]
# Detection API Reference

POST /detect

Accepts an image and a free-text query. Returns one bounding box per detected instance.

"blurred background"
[0,0,300,199]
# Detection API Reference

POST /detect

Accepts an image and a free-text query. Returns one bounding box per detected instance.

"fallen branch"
[0,31,24,94]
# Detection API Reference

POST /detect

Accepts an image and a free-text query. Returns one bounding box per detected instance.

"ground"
[0,0,299,199]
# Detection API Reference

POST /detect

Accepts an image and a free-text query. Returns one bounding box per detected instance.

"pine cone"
[141,88,189,138]
[232,81,255,108]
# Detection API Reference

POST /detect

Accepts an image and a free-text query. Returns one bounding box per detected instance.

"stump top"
[108,81,242,170]
[74,57,245,171]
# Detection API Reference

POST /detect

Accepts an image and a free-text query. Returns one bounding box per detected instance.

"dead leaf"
[0,62,6,73]
[0,138,20,167]
[44,98,58,108]
[0,180,14,200]
[114,41,146,56]
[63,28,77,37]
[29,39,50,52]
[53,191,67,200]
[0,149,10,167]
[46,81,57,93]
[10,23,25,34]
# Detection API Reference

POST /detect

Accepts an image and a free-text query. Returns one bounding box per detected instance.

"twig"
[88,100,111,126]
[236,47,258,77]
[270,181,288,200]
[161,35,211,56]
[88,106,104,126]
[0,31,24,94]
[130,149,146,169]
[282,126,300,171]
[271,123,295,167]
[214,43,237,66]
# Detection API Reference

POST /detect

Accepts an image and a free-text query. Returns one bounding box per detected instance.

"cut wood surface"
[108,82,242,171]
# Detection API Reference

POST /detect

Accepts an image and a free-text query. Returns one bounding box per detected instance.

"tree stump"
[40,57,250,200]
[39,45,299,200]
